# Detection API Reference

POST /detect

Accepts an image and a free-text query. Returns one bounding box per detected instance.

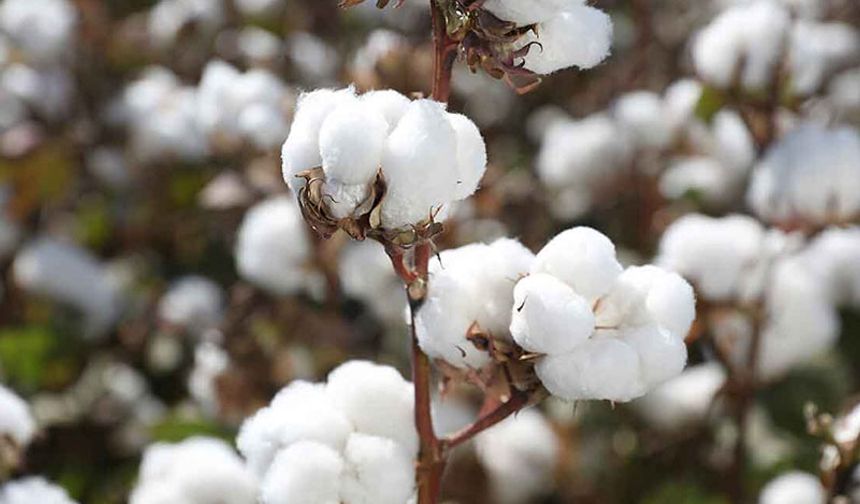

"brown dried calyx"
[294,168,444,249]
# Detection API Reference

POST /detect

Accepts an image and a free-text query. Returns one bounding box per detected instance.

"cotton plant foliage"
[237,360,417,504]
[281,87,487,230]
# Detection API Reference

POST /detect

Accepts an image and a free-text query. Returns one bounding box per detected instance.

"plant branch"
[430,0,457,102]
[442,388,531,450]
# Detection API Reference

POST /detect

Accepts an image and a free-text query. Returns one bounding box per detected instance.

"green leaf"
[694,86,725,123]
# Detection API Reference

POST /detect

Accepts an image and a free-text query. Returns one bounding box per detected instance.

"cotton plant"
[0,477,78,504]
[130,437,257,504]
[634,362,727,431]
[157,275,225,338]
[236,360,417,504]
[0,0,77,63]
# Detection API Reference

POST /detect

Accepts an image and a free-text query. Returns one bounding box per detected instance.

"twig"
[442,388,531,450]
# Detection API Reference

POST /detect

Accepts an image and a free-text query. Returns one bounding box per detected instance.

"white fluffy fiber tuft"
[0,477,78,504]
[0,384,36,448]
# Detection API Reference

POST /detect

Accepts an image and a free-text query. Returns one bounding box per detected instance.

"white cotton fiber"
[0,384,36,447]
[319,101,388,185]
[340,433,415,504]
[759,471,825,504]
[518,5,613,75]
[260,441,344,504]
[0,477,78,504]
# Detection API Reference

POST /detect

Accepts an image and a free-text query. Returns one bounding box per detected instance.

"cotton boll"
[0,0,77,62]
[828,69,860,112]
[187,342,229,415]
[131,437,257,504]
[518,5,613,75]
[747,123,860,226]
[475,408,559,504]
[281,88,357,189]
[157,276,224,335]
[340,433,414,504]
[325,361,417,455]
[692,1,791,90]
[379,99,460,228]
[12,237,122,336]
[613,91,674,149]
[287,33,339,86]
[788,21,859,96]
[759,471,825,504]
[536,338,644,402]
[338,240,405,326]
[663,79,703,134]
[531,227,623,304]
[235,196,318,297]
[447,113,487,200]
[620,325,687,388]
[481,0,570,26]
[635,362,727,431]
[319,101,388,186]
[659,156,737,203]
[510,273,595,355]
[234,0,280,16]
[260,441,343,504]
[237,381,352,478]
[800,227,860,307]
[359,90,410,132]
[0,384,36,448]
[0,477,78,504]
[711,110,756,173]
[149,0,225,48]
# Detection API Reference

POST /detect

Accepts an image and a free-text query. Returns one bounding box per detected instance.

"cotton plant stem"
[430,0,457,103]
[442,388,531,450]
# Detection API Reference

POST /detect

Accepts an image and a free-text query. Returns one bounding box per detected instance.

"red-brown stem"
[430,0,457,102]
[442,389,531,450]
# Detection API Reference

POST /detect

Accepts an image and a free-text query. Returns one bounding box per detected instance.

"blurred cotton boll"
[635,362,727,431]
[475,408,559,504]
[12,237,124,337]
[235,195,321,298]
[0,477,78,504]
[759,471,825,504]
[788,20,859,97]
[0,0,77,63]
[157,276,225,336]
[0,384,36,449]
[338,240,405,326]
[188,342,229,416]
[415,238,535,369]
[747,123,860,228]
[148,0,225,48]
[237,361,416,504]
[130,437,257,504]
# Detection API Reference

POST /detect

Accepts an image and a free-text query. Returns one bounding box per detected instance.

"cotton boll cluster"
[157,276,225,336]
[338,240,405,326]
[282,87,487,230]
[511,227,696,402]
[656,214,798,302]
[692,1,791,90]
[482,0,613,75]
[235,195,322,298]
[12,237,124,337]
[237,360,417,504]
[0,0,77,63]
[0,477,78,504]
[130,437,257,504]
[0,384,36,450]
[148,0,225,48]
[747,123,860,228]
[635,362,727,431]
[415,238,535,369]
[788,20,859,97]
[475,408,559,504]
[197,61,293,151]
[114,67,208,163]
[759,471,825,504]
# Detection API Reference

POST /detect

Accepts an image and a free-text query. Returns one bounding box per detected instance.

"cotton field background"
[0,0,859,503]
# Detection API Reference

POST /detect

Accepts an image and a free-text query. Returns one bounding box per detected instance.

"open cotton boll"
[692,0,791,89]
[148,0,225,48]
[338,240,405,325]
[799,227,860,307]
[237,381,352,478]
[447,113,487,200]
[340,433,415,504]
[259,441,343,504]
[12,237,122,336]
[613,91,674,149]
[319,101,388,186]
[415,239,535,369]
[481,0,570,26]
[635,362,727,431]
[657,214,769,301]
[235,196,319,297]
[663,79,703,134]
[475,408,559,504]
[187,342,229,415]
[759,471,825,504]
[325,361,417,455]
[788,20,859,96]
[131,437,257,504]
[0,384,36,448]
[659,156,737,204]
[510,273,595,355]
[536,338,645,402]
[756,257,839,379]
[234,0,280,16]
[281,87,357,190]
[0,477,78,504]
[0,0,77,62]
[157,276,224,335]
[359,89,410,132]
[531,227,623,304]
[379,99,460,228]
[516,5,613,75]
[747,123,860,226]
